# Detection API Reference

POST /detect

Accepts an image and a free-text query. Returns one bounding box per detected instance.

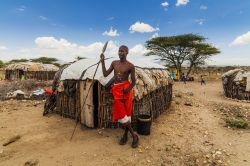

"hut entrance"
[93,81,99,128]
[18,70,25,80]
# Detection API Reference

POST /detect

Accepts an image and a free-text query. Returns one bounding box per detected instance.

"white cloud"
[39,16,47,20]
[129,21,159,33]
[208,57,250,66]
[16,5,26,11]
[35,37,78,49]
[161,1,169,7]
[200,5,207,10]
[0,37,154,63]
[107,17,114,21]
[176,0,189,6]
[0,46,8,51]
[33,37,120,62]
[195,19,205,25]
[102,27,120,37]
[230,31,250,46]
[151,33,159,39]
[129,44,149,57]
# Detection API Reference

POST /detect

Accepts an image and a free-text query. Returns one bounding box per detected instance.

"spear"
[70,41,108,141]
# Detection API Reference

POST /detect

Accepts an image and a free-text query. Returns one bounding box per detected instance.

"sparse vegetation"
[186,92,194,96]
[31,57,58,64]
[175,92,182,98]
[225,119,249,129]
[0,60,5,68]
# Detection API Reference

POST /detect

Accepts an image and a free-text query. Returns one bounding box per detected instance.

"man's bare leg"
[126,123,139,148]
[119,127,128,145]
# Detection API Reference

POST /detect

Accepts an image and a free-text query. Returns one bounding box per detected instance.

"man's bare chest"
[113,63,131,74]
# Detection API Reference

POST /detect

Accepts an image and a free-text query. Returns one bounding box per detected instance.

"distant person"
[170,73,174,80]
[181,73,187,84]
[200,75,206,85]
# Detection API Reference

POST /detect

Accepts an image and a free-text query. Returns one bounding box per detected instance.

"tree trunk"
[177,63,182,80]
[186,63,194,77]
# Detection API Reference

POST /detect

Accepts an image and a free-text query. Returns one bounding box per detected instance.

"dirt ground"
[0,80,249,166]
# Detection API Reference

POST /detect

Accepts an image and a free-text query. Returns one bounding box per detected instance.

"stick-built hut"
[0,68,5,80]
[55,58,173,128]
[222,69,250,100]
[5,62,59,80]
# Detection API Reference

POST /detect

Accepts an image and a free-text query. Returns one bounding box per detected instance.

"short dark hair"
[119,45,129,52]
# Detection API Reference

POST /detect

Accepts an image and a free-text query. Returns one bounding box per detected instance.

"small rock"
[24,159,39,166]
[215,151,222,155]
[165,147,170,151]
[147,159,151,163]
[184,102,192,106]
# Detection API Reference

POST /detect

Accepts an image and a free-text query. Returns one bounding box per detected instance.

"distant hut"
[0,68,5,80]
[222,69,250,100]
[5,62,59,80]
[54,58,173,128]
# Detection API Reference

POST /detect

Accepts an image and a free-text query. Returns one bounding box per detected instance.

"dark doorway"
[93,81,99,128]
[18,70,25,80]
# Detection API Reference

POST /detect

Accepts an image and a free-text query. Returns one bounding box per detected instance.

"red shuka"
[110,81,133,125]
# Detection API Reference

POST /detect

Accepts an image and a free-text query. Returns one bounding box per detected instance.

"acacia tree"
[31,57,58,64]
[146,34,220,78]
[8,59,29,63]
[186,43,220,76]
[0,60,4,68]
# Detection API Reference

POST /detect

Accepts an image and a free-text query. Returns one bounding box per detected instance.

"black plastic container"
[137,115,152,135]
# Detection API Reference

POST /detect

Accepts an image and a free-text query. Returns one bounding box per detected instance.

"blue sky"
[0,0,250,65]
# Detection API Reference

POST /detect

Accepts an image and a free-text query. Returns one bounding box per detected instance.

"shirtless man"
[100,45,139,148]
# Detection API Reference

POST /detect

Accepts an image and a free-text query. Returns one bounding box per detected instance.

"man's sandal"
[119,136,128,145]
[131,135,139,148]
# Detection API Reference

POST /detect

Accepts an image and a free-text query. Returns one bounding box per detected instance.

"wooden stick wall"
[55,80,173,128]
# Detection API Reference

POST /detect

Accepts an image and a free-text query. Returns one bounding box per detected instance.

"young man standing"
[100,45,139,148]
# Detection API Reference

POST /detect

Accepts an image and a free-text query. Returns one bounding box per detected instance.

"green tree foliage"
[53,63,61,67]
[146,34,220,78]
[0,60,5,68]
[31,57,58,64]
[8,59,29,63]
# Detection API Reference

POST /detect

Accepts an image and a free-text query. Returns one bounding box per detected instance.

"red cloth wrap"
[110,81,133,124]
[44,89,53,94]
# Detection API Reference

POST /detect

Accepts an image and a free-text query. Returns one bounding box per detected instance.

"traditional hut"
[54,58,173,128]
[0,68,5,80]
[5,62,59,80]
[222,69,250,100]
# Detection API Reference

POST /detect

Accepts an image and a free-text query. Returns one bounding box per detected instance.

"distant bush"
[225,119,248,129]
[175,92,182,98]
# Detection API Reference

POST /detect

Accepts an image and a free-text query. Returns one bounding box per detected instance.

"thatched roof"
[61,58,171,100]
[222,69,250,92]
[5,62,59,72]
[222,68,242,78]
